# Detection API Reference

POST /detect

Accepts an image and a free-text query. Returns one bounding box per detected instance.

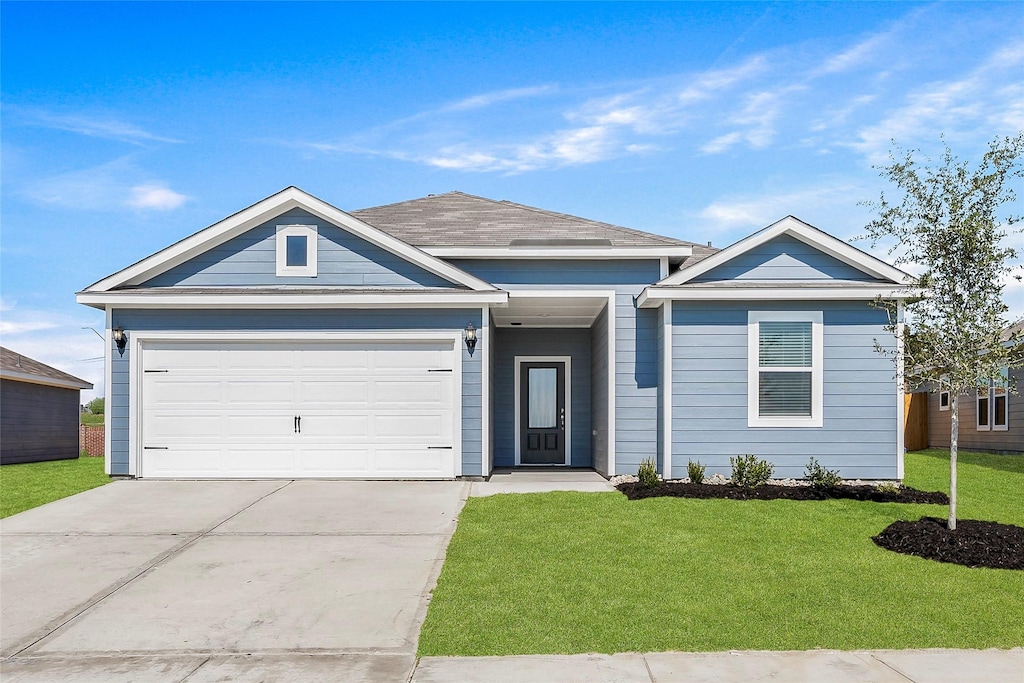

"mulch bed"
[872,517,1024,570]
[617,481,949,504]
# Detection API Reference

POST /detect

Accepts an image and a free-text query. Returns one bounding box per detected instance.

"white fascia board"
[85,187,498,293]
[658,216,914,286]
[0,369,93,390]
[76,290,509,309]
[425,246,692,259]
[637,285,921,307]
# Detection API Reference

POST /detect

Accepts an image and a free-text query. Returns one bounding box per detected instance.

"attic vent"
[509,238,613,247]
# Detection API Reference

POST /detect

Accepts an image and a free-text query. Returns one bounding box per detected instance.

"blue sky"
[2,1,1022,399]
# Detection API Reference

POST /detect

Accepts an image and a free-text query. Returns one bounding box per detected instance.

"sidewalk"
[411,649,1024,683]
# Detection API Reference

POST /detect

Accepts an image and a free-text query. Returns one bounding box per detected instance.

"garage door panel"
[296,447,371,474]
[374,414,451,440]
[141,340,457,479]
[373,346,448,370]
[374,378,452,406]
[299,414,370,438]
[145,378,222,404]
[148,414,222,440]
[375,447,448,474]
[299,381,369,404]
[225,381,296,406]
[148,449,222,475]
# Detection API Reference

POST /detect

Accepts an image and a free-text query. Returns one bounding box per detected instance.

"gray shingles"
[350,191,700,249]
[1,347,93,388]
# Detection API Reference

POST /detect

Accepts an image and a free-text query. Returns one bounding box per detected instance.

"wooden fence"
[904,392,929,451]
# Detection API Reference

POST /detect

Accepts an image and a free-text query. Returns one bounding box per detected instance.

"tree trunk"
[949,394,958,531]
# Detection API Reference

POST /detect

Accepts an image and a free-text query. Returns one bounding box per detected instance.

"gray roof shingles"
[0,347,92,389]
[351,191,704,250]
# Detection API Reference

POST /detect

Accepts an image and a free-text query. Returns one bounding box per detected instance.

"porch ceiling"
[492,294,608,328]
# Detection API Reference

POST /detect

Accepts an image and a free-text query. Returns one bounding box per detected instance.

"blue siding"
[693,234,878,282]
[454,259,662,476]
[108,308,483,477]
[141,209,457,289]
[671,301,899,479]
[492,328,592,467]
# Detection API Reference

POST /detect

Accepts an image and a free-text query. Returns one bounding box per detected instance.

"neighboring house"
[76,187,916,480]
[1,347,94,465]
[925,321,1024,454]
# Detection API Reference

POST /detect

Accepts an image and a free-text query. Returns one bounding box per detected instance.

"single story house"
[77,187,916,480]
[1,346,94,465]
[924,321,1023,454]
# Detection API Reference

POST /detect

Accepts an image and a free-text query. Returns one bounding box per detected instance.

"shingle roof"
[350,191,697,249]
[0,347,92,389]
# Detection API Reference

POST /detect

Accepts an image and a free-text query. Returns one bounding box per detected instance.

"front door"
[520,361,566,464]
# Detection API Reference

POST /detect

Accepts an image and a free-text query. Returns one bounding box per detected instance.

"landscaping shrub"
[804,457,842,488]
[637,457,660,488]
[687,460,706,484]
[730,454,773,488]
[876,481,901,494]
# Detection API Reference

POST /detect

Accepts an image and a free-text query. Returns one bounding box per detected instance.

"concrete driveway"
[1,479,468,682]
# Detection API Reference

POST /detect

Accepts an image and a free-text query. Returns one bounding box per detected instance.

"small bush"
[687,460,706,485]
[637,458,660,488]
[730,454,773,488]
[86,397,105,415]
[804,458,842,488]
[876,481,901,494]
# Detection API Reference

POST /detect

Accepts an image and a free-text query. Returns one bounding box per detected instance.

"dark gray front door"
[520,362,566,464]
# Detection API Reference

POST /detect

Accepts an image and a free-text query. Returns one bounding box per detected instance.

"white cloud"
[696,182,866,237]
[0,320,59,335]
[7,106,181,145]
[445,85,557,111]
[22,157,188,212]
[127,184,188,211]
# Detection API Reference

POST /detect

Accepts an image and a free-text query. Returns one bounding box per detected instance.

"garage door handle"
[427,446,452,449]
[294,416,302,433]
[144,446,168,450]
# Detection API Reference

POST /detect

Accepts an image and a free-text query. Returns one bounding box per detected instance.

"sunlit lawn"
[419,449,1024,655]
[1,456,110,518]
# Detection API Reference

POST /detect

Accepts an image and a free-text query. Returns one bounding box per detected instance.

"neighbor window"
[748,311,823,427]
[977,369,1009,432]
[276,224,318,277]
[939,389,950,411]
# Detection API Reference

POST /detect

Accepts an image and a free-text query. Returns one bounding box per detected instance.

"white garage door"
[140,340,457,478]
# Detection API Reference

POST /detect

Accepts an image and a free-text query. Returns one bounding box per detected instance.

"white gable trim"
[659,216,914,286]
[425,246,692,259]
[77,290,509,310]
[636,285,920,307]
[84,187,498,293]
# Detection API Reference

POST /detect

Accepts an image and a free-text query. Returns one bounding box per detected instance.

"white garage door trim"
[128,331,463,478]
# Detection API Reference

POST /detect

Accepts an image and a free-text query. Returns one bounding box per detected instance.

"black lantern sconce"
[464,322,477,354]
[113,326,128,356]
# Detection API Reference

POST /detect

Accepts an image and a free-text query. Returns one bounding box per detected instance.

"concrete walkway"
[471,467,616,496]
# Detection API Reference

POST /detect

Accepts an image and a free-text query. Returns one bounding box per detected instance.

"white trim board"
[662,300,672,479]
[636,285,920,306]
[0,369,92,390]
[656,216,915,287]
[83,187,499,293]
[513,356,572,467]
[127,330,464,479]
[427,246,692,259]
[78,290,509,310]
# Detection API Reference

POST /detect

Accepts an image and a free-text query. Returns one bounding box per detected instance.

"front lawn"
[1,456,110,518]
[419,449,1024,655]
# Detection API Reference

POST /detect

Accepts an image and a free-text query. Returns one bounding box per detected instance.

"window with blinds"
[748,312,822,427]
[978,368,1010,431]
[758,322,813,416]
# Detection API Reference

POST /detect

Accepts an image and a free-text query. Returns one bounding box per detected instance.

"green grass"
[419,449,1024,655]
[80,413,104,426]
[1,456,110,518]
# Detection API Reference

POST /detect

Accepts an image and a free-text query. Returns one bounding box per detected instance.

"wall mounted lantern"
[113,326,128,356]
[464,323,477,354]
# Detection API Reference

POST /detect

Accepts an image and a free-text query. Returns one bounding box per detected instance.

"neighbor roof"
[351,191,698,249]
[0,347,93,390]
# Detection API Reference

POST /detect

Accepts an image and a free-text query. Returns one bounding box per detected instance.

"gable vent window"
[748,311,823,427]
[276,225,318,277]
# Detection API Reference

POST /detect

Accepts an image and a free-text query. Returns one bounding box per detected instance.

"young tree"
[863,134,1024,531]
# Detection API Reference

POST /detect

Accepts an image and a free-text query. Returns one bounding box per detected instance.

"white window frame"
[938,389,950,411]
[748,310,823,428]
[276,224,318,277]
[978,369,1009,432]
